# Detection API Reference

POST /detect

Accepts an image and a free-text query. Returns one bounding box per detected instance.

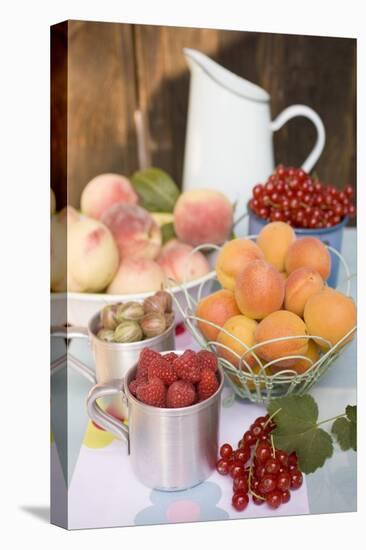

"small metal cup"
[87,351,224,491]
[51,313,176,417]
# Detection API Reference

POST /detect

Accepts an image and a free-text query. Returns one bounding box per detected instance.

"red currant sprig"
[216,412,303,512]
[249,165,356,229]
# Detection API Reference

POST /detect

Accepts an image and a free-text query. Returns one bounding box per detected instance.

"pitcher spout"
[183,48,270,103]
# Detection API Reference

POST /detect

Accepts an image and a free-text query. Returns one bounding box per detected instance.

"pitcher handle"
[270,105,326,173]
[87,379,130,450]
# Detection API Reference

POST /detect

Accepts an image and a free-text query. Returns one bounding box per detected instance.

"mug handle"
[51,325,96,383]
[270,105,326,173]
[87,379,130,450]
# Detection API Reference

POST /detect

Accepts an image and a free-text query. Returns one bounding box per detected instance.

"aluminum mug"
[86,351,224,491]
[51,313,176,418]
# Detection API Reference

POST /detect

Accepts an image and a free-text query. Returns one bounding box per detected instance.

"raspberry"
[198,367,219,401]
[174,349,201,383]
[136,348,161,379]
[148,355,178,385]
[129,378,143,396]
[164,352,178,366]
[167,380,196,408]
[136,377,167,407]
[197,350,218,372]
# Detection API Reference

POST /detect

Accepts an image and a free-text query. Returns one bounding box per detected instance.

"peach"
[304,288,356,350]
[81,173,138,220]
[234,260,285,320]
[51,215,67,292]
[196,289,241,342]
[285,236,331,280]
[101,204,162,260]
[216,238,264,290]
[257,221,296,272]
[173,189,233,246]
[157,239,210,284]
[285,267,324,317]
[107,258,164,295]
[51,189,56,215]
[271,340,320,375]
[58,205,81,226]
[68,218,119,292]
[254,310,308,368]
[216,315,258,369]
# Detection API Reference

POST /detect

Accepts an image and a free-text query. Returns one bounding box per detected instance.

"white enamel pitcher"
[182,48,326,222]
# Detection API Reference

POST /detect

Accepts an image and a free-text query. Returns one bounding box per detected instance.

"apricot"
[216,238,264,291]
[285,236,331,280]
[68,218,119,292]
[271,340,320,375]
[216,315,258,369]
[254,310,308,367]
[157,239,210,284]
[173,189,233,246]
[107,258,165,295]
[304,288,356,350]
[257,221,296,272]
[81,173,138,220]
[101,203,162,260]
[234,260,285,320]
[285,267,324,317]
[196,289,241,342]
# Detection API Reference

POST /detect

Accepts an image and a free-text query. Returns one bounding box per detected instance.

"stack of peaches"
[196,221,356,378]
[51,175,234,295]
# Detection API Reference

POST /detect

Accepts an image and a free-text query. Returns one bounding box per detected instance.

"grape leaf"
[131,167,180,213]
[346,405,356,424]
[332,405,356,451]
[267,395,333,474]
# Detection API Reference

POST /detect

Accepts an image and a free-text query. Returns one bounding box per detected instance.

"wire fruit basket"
[169,238,356,404]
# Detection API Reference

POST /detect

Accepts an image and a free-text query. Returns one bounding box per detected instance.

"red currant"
[290,470,303,489]
[258,475,277,494]
[255,441,272,463]
[253,184,264,198]
[234,447,250,464]
[216,458,230,475]
[288,452,298,466]
[232,492,249,511]
[276,472,291,491]
[243,430,256,447]
[219,443,233,459]
[266,490,283,509]
[233,476,249,493]
[264,457,280,475]
[252,494,265,505]
[281,490,291,504]
[250,424,263,439]
[275,450,288,467]
[230,461,246,479]
[254,465,266,479]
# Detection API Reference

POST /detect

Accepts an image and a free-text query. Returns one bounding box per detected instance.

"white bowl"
[51,252,218,327]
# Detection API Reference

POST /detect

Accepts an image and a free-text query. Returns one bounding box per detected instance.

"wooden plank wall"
[51,21,356,211]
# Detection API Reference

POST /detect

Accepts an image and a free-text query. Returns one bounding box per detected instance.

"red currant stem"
[264,408,282,429]
[316,413,347,427]
[270,434,276,458]
[247,439,260,497]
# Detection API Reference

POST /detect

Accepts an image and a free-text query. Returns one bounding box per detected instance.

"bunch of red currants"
[216,414,303,512]
[249,165,355,229]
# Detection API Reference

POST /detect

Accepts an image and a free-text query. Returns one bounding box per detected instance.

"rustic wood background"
[51,20,356,212]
